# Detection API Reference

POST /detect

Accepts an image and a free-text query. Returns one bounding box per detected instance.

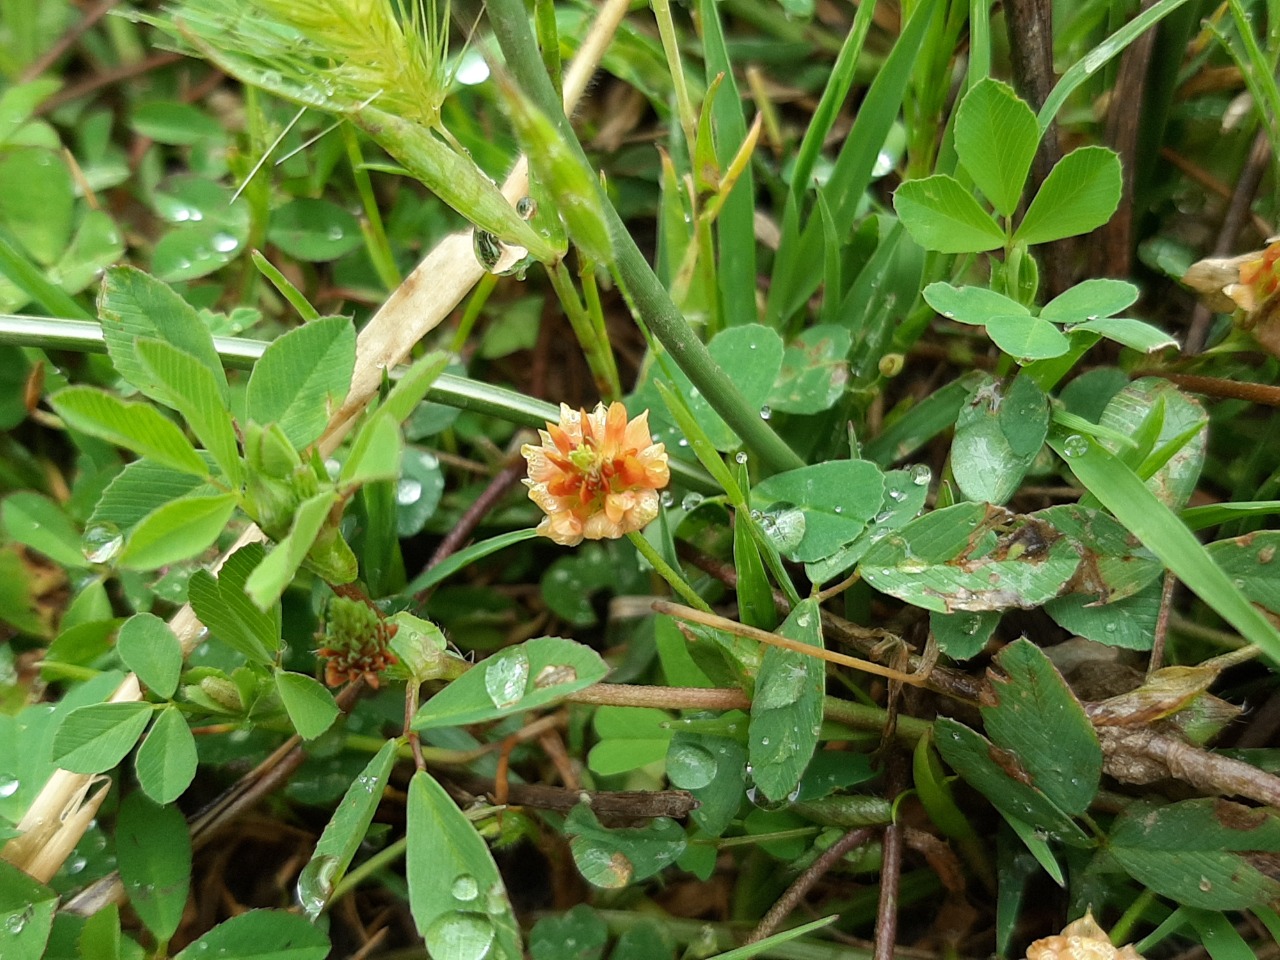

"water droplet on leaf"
[484,648,530,708]
[81,521,123,564]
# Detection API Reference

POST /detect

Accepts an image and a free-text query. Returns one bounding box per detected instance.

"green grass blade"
[1048,427,1280,662]
[1037,0,1198,132]
[699,0,757,327]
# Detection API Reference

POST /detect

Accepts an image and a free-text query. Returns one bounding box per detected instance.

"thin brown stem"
[450,775,698,820]
[1149,570,1177,674]
[746,828,875,944]
[414,457,526,607]
[655,601,932,686]
[21,0,120,82]
[873,754,907,960]
[568,682,751,710]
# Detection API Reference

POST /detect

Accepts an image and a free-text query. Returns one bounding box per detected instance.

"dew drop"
[424,912,495,960]
[326,224,345,241]
[81,521,123,564]
[0,775,20,799]
[451,874,480,902]
[887,488,907,502]
[910,464,932,486]
[734,451,749,464]
[297,855,339,920]
[660,490,674,507]
[484,648,530,708]
[759,405,772,420]
[396,478,423,505]
[211,231,240,253]
[516,197,537,220]
[1199,876,1213,892]
[1062,434,1090,458]
[681,492,704,511]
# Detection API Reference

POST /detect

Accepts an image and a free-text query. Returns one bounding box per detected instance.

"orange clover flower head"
[522,402,670,546]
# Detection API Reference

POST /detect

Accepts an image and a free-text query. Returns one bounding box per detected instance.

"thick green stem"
[626,530,712,612]
[484,0,804,476]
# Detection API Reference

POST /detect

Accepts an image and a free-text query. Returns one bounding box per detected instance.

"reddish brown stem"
[746,828,875,944]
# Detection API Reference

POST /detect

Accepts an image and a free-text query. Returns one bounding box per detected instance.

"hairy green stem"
[627,530,713,612]
[483,0,804,476]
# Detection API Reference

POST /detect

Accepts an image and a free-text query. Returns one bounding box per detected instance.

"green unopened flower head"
[317,595,398,688]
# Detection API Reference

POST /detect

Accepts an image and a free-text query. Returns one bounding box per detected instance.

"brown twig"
[21,0,121,82]
[746,828,875,944]
[873,754,907,960]
[1137,371,1280,407]
[677,543,988,704]
[450,775,698,819]
[413,456,526,608]
[1098,725,1280,807]
[1091,0,1158,279]
[36,52,187,114]
[569,682,751,710]
[1149,570,1177,674]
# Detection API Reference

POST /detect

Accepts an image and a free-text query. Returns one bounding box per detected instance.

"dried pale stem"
[569,682,750,710]
[6,0,634,882]
[654,601,932,686]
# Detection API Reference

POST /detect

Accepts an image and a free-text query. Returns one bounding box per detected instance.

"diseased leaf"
[952,374,1048,505]
[982,640,1100,817]
[1207,531,1280,615]
[766,325,852,415]
[860,503,1080,613]
[1110,799,1280,909]
[933,718,1088,843]
[565,804,685,888]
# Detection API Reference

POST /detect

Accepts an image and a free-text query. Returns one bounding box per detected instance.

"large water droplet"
[758,503,805,554]
[397,478,423,505]
[0,775,18,799]
[82,521,123,564]
[666,740,717,789]
[297,855,339,920]
[1062,434,1090,458]
[910,464,931,486]
[211,231,240,253]
[424,912,495,960]
[484,648,530,708]
[681,492,704,511]
[734,451,749,464]
[452,874,480,902]
[758,405,772,421]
